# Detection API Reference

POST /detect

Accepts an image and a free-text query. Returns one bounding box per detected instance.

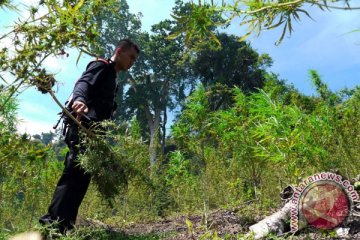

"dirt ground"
[78,208,360,239]
[78,208,250,239]
[123,209,248,239]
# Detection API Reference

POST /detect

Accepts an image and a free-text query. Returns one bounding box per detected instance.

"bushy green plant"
[171,71,360,213]
[0,93,62,232]
[78,120,149,202]
[3,70,360,236]
[165,151,199,213]
[0,91,18,133]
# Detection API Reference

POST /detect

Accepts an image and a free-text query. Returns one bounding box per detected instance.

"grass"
[4,226,176,240]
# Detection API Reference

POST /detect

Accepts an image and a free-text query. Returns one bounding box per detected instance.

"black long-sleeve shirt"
[72,60,118,121]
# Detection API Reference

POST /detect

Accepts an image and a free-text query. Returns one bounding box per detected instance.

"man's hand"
[72,101,89,121]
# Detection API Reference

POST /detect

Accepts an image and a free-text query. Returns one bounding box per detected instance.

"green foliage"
[0,128,62,232]
[171,70,360,210]
[198,230,222,240]
[2,1,360,237]
[2,69,360,238]
[169,1,223,48]
[118,11,198,164]
[165,151,198,212]
[32,131,56,145]
[0,94,60,231]
[79,120,149,202]
[0,0,15,10]
[171,0,355,47]
[0,91,18,132]
[191,33,273,110]
[88,0,142,58]
[5,226,170,240]
[309,69,339,105]
[0,0,122,105]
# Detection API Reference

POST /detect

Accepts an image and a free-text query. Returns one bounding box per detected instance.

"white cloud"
[0,34,12,48]
[43,55,66,73]
[17,118,54,135]
[19,0,40,6]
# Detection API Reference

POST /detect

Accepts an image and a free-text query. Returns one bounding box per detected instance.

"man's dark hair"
[116,39,140,54]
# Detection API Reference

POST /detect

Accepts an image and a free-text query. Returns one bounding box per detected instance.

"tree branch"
[231,0,360,16]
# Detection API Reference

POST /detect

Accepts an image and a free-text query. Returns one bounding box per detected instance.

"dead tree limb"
[244,201,292,239]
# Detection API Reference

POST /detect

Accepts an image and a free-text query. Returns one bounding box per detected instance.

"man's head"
[112,39,140,72]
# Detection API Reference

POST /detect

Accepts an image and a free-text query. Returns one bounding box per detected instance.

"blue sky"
[1,1,360,135]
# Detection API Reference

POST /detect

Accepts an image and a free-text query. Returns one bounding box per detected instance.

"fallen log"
[244,178,360,239]
[244,201,292,239]
[9,231,42,240]
[243,186,294,239]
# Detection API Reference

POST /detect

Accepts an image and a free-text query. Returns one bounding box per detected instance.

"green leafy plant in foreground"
[170,0,357,48]
[78,120,149,202]
[0,94,63,232]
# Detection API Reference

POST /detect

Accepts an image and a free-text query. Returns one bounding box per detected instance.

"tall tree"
[192,33,272,110]
[86,0,142,121]
[99,0,208,166]
[47,0,191,165]
[125,19,195,165]
[89,0,142,57]
[41,131,55,145]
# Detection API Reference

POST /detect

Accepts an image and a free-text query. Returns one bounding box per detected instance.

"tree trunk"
[128,78,162,166]
[147,108,161,166]
[161,105,167,155]
[148,124,159,166]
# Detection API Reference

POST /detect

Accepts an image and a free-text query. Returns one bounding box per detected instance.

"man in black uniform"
[39,39,139,233]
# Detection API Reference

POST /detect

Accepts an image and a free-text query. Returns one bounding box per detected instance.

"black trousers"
[40,126,91,232]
